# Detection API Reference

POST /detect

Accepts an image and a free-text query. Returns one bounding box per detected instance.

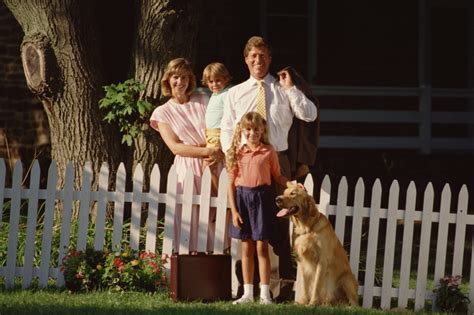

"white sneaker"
[259,297,273,305]
[232,295,254,304]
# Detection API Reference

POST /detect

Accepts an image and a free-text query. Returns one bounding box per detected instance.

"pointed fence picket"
[77,162,92,252]
[22,160,40,288]
[145,164,161,252]
[380,181,398,309]
[398,181,417,308]
[0,158,472,312]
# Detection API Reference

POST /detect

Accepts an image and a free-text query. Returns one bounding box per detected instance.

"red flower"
[114,257,124,271]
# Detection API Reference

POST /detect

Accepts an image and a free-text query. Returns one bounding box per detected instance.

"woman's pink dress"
[150,92,212,253]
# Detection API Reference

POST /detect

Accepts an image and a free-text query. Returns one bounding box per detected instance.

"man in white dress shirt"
[221,36,318,302]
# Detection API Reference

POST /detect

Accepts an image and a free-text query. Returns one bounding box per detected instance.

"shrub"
[434,275,470,314]
[61,245,168,293]
[99,78,153,146]
[61,247,106,292]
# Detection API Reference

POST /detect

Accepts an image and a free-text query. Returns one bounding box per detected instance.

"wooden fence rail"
[0,159,472,312]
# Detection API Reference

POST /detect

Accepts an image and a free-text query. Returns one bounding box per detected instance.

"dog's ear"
[297,183,307,191]
[287,180,298,188]
[306,195,317,217]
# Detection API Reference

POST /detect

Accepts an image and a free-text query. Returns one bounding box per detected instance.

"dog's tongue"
[276,208,289,217]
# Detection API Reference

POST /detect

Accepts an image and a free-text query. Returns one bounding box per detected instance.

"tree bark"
[4,0,123,188]
[4,0,203,195]
[133,0,203,190]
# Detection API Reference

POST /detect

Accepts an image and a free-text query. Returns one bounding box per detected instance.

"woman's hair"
[243,36,272,57]
[201,62,232,86]
[161,58,196,97]
[226,112,269,171]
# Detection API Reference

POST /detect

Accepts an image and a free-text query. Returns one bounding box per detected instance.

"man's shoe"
[260,297,273,305]
[275,280,295,303]
[232,295,254,305]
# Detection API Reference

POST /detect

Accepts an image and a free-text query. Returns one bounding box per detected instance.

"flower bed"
[61,245,168,293]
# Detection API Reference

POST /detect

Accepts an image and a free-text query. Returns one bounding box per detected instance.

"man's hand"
[277,69,294,90]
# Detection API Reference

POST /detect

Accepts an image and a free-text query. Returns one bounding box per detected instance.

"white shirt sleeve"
[220,89,236,154]
[285,86,318,122]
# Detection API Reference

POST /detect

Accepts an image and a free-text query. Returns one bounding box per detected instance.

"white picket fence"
[0,158,473,312]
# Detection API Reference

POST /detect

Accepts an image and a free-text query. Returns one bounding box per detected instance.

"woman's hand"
[207,147,224,165]
[158,122,218,158]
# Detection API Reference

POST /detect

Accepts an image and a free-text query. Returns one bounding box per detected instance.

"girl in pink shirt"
[226,112,288,304]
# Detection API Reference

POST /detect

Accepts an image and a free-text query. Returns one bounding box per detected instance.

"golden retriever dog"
[275,182,359,306]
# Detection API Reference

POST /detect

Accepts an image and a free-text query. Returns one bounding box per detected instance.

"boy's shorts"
[205,128,222,164]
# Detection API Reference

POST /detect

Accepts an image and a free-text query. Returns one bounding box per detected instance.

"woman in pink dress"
[150,58,222,253]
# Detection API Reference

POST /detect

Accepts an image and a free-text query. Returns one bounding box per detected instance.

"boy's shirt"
[205,86,231,129]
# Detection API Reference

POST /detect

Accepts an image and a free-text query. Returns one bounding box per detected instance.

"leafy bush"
[434,275,470,314]
[61,247,106,292]
[99,78,153,146]
[61,244,168,293]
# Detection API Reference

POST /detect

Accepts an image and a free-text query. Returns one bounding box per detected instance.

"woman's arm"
[158,122,217,158]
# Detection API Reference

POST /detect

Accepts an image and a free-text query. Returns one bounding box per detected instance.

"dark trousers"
[270,151,296,301]
[275,151,296,275]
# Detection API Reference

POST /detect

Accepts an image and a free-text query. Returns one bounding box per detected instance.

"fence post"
[77,162,92,251]
[432,184,452,311]
[145,164,161,252]
[0,159,5,226]
[56,162,75,287]
[198,168,212,253]
[130,164,144,251]
[5,161,23,289]
[350,178,364,281]
[38,161,58,287]
[94,162,109,251]
[362,179,382,308]
[22,160,40,288]
[397,181,417,308]
[452,185,469,276]
[414,183,434,310]
[381,180,400,309]
[112,163,126,251]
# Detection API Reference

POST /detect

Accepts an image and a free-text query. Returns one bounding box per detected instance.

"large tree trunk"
[133,0,203,190]
[4,0,203,194]
[4,0,123,188]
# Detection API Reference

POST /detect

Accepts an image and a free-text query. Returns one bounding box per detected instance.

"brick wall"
[0,2,50,167]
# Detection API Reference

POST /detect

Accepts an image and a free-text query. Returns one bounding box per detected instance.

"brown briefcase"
[170,254,232,302]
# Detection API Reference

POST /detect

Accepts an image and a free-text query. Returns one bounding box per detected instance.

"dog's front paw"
[295,298,308,305]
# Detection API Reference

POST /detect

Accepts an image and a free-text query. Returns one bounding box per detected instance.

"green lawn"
[0,290,445,315]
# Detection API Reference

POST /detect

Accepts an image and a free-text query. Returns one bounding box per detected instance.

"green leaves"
[62,245,168,293]
[434,275,470,313]
[99,79,153,146]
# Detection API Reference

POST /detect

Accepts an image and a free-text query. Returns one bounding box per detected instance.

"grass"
[0,290,448,315]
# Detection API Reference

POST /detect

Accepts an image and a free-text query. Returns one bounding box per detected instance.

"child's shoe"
[232,295,254,304]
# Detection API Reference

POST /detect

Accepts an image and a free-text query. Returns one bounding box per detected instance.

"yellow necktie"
[255,80,267,120]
